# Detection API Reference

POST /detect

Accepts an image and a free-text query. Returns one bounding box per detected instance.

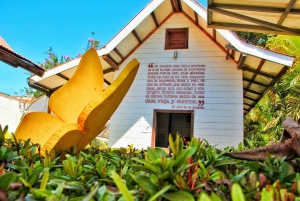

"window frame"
[165,28,189,50]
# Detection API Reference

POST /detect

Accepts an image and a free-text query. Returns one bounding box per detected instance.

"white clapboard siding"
[0,94,29,133]
[109,13,243,149]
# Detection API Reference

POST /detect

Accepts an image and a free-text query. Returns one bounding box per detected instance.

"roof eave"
[0,45,45,77]
[184,0,294,67]
[103,0,164,53]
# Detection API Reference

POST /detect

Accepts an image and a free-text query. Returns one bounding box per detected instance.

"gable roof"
[207,0,300,35]
[0,36,45,77]
[29,0,294,114]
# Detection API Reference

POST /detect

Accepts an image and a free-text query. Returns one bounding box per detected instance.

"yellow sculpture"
[14,48,140,156]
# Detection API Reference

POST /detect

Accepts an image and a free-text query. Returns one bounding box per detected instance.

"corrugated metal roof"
[207,0,300,35]
[29,0,294,114]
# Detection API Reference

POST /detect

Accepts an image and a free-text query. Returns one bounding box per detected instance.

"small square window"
[165,28,188,49]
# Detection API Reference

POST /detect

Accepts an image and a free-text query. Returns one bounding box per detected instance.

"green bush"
[1,125,300,200]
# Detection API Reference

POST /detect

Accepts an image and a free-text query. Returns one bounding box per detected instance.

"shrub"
[1,125,300,200]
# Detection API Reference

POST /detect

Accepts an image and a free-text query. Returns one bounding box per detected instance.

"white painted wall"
[109,13,243,149]
[0,93,29,133]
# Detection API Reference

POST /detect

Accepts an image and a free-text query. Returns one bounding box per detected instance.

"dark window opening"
[165,28,188,49]
[152,110,194,148]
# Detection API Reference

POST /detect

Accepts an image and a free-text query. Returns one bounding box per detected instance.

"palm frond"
[263,117,281,132]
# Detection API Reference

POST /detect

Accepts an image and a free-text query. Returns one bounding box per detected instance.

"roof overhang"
[29,0,294,114]
[0,45,45,77]
[207,0,300,35]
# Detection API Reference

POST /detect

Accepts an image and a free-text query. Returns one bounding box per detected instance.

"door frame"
[152,109,194,147]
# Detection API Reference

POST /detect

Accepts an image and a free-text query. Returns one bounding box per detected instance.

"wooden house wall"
[109,13,243,149]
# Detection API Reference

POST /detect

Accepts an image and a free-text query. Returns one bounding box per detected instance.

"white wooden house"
[29,0,294,149]
[0,92,33,133]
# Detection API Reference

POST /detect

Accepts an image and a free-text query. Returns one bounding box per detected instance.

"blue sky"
[0,0,206,96]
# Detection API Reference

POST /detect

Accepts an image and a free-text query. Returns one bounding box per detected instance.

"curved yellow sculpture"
[14,48,140,156]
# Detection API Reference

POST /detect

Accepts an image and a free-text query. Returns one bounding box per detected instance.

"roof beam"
[103,68,115,74]
[243,66,277,79]
[208,7,300,35]
[243,59,265,97]
[57,73,70,81]
[132,29,142,43]
[225,48,230,60]
[243,88,264,96]
[243,107,250,112]
[209,22,291,34]
[207,10,212,25]
[277,0,297,25]
[243,77,269,88]
[194,11,199,25]
[113,48,124,60]
[243,59,266,102]
[102,55,119,70]
[244,95,258,102]
[244,102,254,107]
[225,44,237,51]
[209,3,300,14]
[237,53,246,69]
[151,12,159,27]
[29,83,51,96]
[170,0,182,11]
[212,29,216,41]
[104,78,111,86]
[225,43,236,60]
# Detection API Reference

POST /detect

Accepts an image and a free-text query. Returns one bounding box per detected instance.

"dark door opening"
[152,110,194,148]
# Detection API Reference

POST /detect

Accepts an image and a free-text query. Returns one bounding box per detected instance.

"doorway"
[152,110,194,148]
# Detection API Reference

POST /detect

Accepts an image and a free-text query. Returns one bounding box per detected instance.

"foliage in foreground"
[1,125,300,200]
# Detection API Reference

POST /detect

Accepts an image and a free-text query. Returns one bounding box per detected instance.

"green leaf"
[149,184,172,201]
[111,171,134,201]
[169,134,177,155]
[40,168,49,189]
[54,183,65,197]
[248,161,260,172]
[231,170,249,183]
[211,192,222,201]
[260,187,274,201]
[19,177,32,188]
[278,162,290,182]
[0,172,18,191]
[231,183,245,201]
[197,191,212,201]
[82,186,99,201]
[173,147,196,168]
[162,190,194,201]
[97,186,107,200]
[49,179,86,191]
[146,147,167,162]
[209,171,225,182]
[213,159,239,167]
[31,188,53,199]
[63,181,86,191]
[131,158,160,173]
[28,166,43,186]
[131,174,158,195]
[0,125,8,137]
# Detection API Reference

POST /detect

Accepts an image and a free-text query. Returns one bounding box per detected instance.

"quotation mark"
[198,100,205,107]
[148,63,154,68]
